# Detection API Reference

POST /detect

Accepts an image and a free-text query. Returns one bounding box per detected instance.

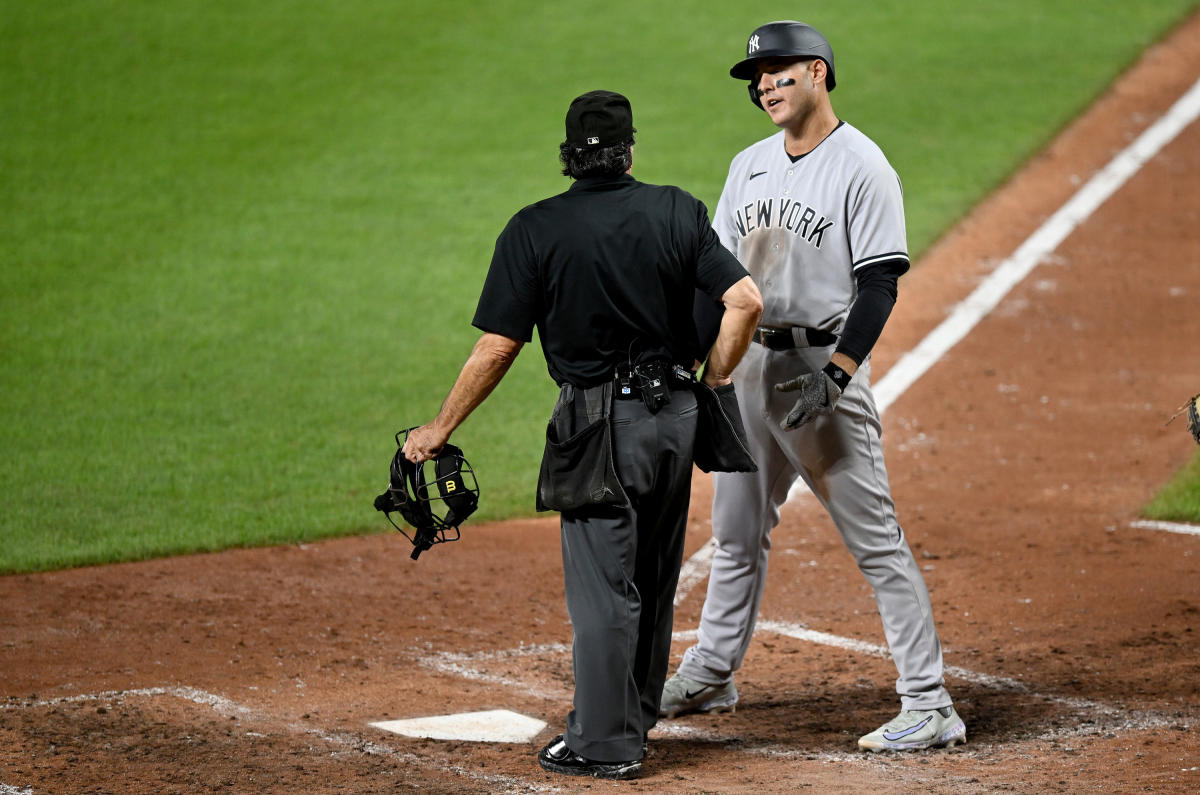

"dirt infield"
[4,13,1200,794]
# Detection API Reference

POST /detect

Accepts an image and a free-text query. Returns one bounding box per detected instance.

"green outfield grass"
[3,1,1198,572]
[1144,450,1200,523]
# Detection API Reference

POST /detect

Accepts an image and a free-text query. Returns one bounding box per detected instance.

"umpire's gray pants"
[561,389,698,762]
[678,343,951,711]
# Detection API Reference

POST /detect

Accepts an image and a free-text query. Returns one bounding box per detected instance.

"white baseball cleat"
[658,673,738,718]
[858,706,966,751]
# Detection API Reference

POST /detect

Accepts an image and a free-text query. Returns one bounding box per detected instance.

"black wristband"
[822,361,853,392]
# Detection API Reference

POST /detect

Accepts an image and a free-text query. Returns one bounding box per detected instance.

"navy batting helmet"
[731,21,836,108]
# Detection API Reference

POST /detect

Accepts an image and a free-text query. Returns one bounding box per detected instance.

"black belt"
[753,326,838,351]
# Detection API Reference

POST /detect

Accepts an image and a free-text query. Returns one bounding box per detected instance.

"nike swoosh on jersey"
[749,171,767,180]
[882,715,933,741]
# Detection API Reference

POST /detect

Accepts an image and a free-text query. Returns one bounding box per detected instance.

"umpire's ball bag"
[536,381,629,512]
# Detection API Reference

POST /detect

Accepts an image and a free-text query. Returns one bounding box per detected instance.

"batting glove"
[775,363,850,430]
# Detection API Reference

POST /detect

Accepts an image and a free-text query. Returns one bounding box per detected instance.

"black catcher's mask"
[373,428,479,560]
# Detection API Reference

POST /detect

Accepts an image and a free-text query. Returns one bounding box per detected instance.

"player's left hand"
[402,423,448,463]
[775,370,842,430]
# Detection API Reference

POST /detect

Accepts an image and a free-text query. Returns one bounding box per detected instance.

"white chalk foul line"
[1130,519,1200,537]
[873,74,1200,416]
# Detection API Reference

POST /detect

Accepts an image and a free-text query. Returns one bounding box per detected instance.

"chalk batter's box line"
[3,629,1182,763]
[0,687,563,794]
[409,622,1183,734]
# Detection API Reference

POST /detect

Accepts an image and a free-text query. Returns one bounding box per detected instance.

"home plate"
[370,709,547,743]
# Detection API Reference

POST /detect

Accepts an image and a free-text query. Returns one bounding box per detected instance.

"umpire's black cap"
[565,90,635,147]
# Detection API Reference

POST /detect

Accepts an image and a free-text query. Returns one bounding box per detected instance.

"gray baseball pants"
[678,342,951,710]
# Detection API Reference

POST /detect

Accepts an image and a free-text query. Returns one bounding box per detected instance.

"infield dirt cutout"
[4,12,1200,794]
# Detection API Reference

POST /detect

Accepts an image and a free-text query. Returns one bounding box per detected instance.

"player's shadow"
[651,679,1078,763]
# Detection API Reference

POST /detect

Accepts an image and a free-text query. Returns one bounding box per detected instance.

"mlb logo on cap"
[565,90,634,147]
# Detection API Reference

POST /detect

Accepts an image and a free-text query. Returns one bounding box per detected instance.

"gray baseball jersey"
[677,121,951,713]
[713,122,909,332]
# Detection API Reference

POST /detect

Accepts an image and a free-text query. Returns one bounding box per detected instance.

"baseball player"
[660,21,966,752]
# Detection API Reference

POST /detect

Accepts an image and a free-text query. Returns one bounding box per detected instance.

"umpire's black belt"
[753,325,838,351]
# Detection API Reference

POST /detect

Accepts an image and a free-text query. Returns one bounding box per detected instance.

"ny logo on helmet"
[747,34,760,54]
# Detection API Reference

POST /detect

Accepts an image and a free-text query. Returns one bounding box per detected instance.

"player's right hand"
[775,371,841,430]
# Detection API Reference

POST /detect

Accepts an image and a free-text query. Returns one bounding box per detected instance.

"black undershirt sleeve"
[835,261,905,366]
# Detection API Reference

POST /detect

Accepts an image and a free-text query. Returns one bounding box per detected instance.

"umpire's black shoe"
[537,734,642,780]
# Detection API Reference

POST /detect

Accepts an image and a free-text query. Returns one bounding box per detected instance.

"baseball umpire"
[402,90,762,778]
[659,21,967,751]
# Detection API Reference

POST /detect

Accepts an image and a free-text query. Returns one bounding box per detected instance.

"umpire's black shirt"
[473,173,747,387]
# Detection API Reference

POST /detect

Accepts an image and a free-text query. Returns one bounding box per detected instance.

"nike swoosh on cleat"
[683,687,714,699]
[749,171,767,180]
[882,715,933,741]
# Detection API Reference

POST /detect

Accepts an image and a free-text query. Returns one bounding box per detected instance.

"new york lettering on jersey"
[731,196,835,248]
